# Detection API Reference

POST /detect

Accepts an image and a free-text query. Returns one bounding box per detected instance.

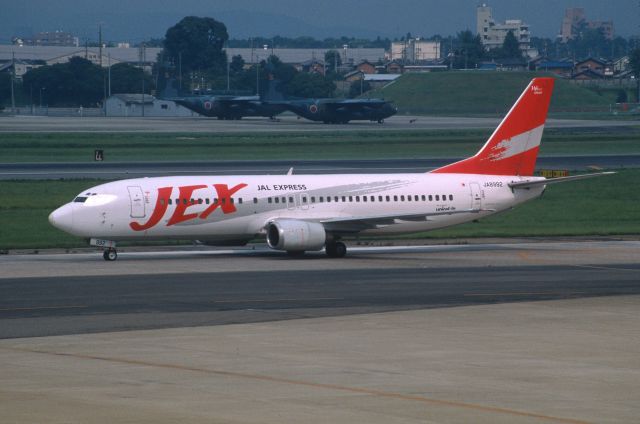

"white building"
[477,3,530,52]
[390,39,440,63]
[105,94,195,117]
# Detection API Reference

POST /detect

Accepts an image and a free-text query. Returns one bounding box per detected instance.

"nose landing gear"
[90,239,118,261]
[103,248,118,261]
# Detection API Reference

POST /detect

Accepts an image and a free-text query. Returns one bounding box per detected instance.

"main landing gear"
[103,248,117,261]
[325,241,347,258]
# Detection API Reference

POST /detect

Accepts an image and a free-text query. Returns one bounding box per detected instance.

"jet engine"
[266,219,326,252]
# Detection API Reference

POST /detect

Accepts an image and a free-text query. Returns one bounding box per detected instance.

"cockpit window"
[74,196,88,203]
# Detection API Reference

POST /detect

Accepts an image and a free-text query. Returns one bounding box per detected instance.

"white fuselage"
[50,173,545,243]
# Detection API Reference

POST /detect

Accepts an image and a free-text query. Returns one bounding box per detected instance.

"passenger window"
[386,196,390,202]
[239,198,243,204]
[302,197,307,203]
[320,196,324,202]
[168,199,173,205]
[414,195,419,201]
[334,196,339,202]
[449,195,453,201]
[429,195,433,201]
[435,195,440,201]
[370,196,375,202]
[363,196,367,202]
[407,195,411,202]
[326,196,331,202]
[310,197,315,203]
[222,198,227,204]
[393,195,398,201]
[268,198,272,204]
[275,197,279,203]
[282,197,286,203]
[421,195,426,201]
[230,198,234,204]
[442,194,446,200]
[400,195,405,201]
[213,198,218,204]
[253,198,258,204]
[198,198,203,204]
[356,196,360,202]
[183,198,188,205]
[205,198,209,204]
[288,197,293,203]
[159,199,165,206]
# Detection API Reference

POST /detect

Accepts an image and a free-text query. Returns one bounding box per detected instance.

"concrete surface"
[1,295,638,424]
[1,114,639,133]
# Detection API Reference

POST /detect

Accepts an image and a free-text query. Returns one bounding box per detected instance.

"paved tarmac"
[0,155,636,180]
[1,241,638,423]
[1,114,639,133]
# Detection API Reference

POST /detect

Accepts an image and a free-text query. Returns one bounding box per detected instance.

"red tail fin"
[432,77,555,176]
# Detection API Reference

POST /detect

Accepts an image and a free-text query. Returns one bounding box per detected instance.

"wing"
[319,208,486,233]
[323,99,390,112]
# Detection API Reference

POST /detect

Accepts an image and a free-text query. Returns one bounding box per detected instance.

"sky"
[1,0,638,44]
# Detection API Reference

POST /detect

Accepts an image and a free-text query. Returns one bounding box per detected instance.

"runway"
[1,155,637,180]
[2,241,638,339]
[2,240,639,423]
[1,114,639,133]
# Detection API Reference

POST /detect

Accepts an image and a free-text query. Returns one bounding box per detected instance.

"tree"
[501,30,522,59]
[0,72,11,106]
[285,73,336,98]
[22,57,103,106]
[21,57,154,107]
[450,30,484,69]
[163,16,229,77]
[109,63,154,95]
[229,55,245,74]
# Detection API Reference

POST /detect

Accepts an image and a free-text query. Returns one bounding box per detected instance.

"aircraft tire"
[325,241,346,258]
[103,249,117,261]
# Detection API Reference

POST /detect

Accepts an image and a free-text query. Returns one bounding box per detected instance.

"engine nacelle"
[266,219,326,252]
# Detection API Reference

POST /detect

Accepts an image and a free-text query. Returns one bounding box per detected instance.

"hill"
[369,72,613,116]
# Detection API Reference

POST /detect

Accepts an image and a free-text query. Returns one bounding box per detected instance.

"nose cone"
[49,203,74,233]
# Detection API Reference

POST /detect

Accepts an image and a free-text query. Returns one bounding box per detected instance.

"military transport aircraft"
[277,97,397,124]
[49,78,611,261]
[172,95,287,120]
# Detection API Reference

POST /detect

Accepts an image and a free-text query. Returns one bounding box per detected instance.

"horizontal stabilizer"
[508,172,615,189]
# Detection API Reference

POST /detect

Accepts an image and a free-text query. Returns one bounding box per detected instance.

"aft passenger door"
[469,182,482,210]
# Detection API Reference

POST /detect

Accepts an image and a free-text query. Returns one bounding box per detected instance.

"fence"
[5,107,104,117]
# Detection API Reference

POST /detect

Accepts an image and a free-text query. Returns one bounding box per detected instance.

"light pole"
[10,51,15,114]
[343,44,348,72]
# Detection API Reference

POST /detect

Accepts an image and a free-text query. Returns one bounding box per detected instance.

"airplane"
[277,97,397,124]
[172,95,287,120]
[49,78,612,261]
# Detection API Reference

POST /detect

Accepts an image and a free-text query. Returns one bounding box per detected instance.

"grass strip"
[1,127,639,163]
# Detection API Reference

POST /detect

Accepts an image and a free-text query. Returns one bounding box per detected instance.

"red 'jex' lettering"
[130,183,248,231]
[199,183,248,219]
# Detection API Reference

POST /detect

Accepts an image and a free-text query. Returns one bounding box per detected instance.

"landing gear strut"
[325,241,347,258]
[103,248,118,261]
